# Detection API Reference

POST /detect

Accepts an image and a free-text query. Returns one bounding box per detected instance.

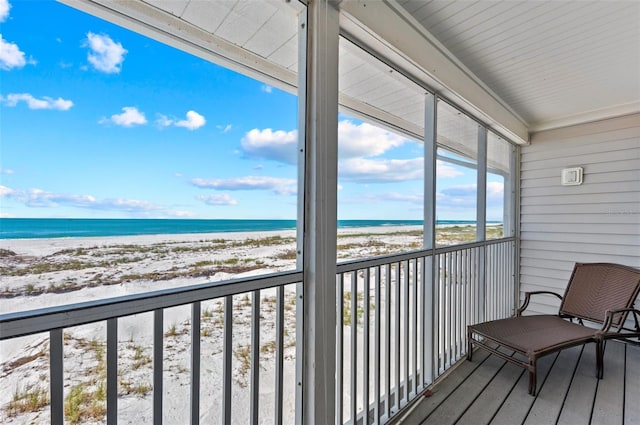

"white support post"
[513,145,522,313]
[504,143,517,238]
[299,1,340,424]
[424,94,436,251]
[476,127,487,242]
[423,93,436,385]
[295,9,307,424]
[477,127,488,322]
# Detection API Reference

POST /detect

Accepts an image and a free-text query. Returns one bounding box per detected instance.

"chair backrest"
[560,262,640,326]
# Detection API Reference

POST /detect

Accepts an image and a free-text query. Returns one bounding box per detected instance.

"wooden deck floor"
[400,341,639,425]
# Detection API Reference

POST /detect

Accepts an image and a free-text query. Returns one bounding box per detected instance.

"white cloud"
[197,194,238,206]
[339,157,423,183]
[191,176,296,196]
[157,111,206,130]
[0,167,14,175]
[1,185,186,216]
[0,34,29,70]
[436,184,477,209]
[217,124,233,133]
[241,128,298,164]
[239,120,409,166]
[340,191,423,206]
[175,110,206,130]
[85,32,127,74]
[261,85,273,93]
[384,192,423,203]
[340,192,424,213]
[338,120,407,158]
[0,0,10,22]
[100,106,147,127]
[0,185,13,197]
[436,160,464,178]
[1,93,73,110]
[169,210,196,218]
[155,114,173,128]
[487,181,504,199]
[3,187,97,208]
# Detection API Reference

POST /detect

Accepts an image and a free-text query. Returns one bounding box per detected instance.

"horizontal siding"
[520,128,639,165]
[521,248,638,266]
[521,222,635,235]
[521,169,638,189]
[521,157,639,180]
[520,231,639,246]
[521,202,638,215]
[520,191,637,206]
[519,114,640,315]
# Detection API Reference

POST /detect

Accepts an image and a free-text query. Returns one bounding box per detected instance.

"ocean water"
[0,218,476,239]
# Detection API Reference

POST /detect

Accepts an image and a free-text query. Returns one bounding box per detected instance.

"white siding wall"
[520,113,640,315]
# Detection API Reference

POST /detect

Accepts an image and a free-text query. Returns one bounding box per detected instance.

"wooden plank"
[625,344,640,424]
[421,353,507,424]
[401,349,491,423]
[523,346,582,425]
[489,352,558,425]
[456,361,524,425]
[591,341,625,425]
[402,343,640,425]
[557,344,600,425]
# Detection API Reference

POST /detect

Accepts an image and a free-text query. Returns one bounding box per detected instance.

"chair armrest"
[598,308,640,335]
[516,291,563,317]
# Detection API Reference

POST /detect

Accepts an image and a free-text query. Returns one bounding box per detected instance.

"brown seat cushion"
[470,315,597,356]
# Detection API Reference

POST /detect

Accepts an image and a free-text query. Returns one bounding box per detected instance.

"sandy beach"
[0,223,502,423]
[1,225,442,424]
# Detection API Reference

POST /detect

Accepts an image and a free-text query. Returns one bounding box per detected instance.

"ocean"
[0,218,481,239]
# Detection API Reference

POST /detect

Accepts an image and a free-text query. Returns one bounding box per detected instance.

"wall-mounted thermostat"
[561,167,583,186]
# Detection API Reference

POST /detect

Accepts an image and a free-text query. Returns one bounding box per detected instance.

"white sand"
[0,226,424,424]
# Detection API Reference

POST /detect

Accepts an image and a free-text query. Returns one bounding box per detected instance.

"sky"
[0,0,505,221]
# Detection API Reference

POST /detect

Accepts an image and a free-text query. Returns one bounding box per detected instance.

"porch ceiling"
[61,0,640,141]
[395,0,640,132]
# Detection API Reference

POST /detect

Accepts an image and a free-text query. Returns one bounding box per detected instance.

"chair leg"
[528,359,537,396]
[596,340,604,379]
[467,328,473,361]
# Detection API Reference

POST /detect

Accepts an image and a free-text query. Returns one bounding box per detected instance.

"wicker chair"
[467,262,640,395]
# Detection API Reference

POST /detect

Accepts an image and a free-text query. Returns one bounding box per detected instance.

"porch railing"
[0,271,302,425]
[0,238,515,425]
[335,237,515,425]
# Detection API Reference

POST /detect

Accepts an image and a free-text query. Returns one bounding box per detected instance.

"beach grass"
[61,336,107,424]
[7,386,49,417]
[1,224,505,299]
[0,223,509,423]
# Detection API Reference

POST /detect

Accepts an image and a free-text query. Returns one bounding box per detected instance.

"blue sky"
[0,0,503,221]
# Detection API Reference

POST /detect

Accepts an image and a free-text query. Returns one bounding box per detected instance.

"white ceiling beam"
[528,101,640,133]
[339,0,530,145]
[59,0,299,94]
